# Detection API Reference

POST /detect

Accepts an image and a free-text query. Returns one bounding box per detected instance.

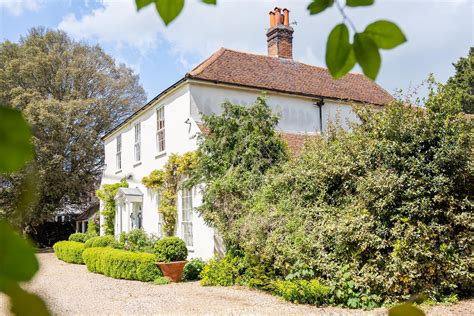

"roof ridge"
[190,47,381,82]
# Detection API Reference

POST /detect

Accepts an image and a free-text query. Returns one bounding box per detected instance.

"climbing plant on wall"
[96,179,129,235]
[142,152,198,236]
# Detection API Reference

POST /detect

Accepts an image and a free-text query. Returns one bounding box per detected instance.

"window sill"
[115,169,122,174]
[187,247,195,253]
[133,161,142,168]
[155,151,166,159]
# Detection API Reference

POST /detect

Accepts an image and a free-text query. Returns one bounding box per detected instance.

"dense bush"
[154,237,188,262]
[120,229,157,253]
[53,241,85,264]
[200,253,275,289]
[273,279,331,305]
[200,255,241,286]
[194,86,473,307]
[239,84,473,306]
[68,233,89,243]
[183,258,206,281]
[82,247,161,282]
[189,97,288,248]
[84,235,118,249]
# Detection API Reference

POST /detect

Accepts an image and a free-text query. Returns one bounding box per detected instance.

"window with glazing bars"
[116,134,122,169]
[156,107,165,152]
[134,122,141,161]
[181,188,193,247]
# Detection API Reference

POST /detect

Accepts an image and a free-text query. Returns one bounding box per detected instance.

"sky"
[0,0,473,102]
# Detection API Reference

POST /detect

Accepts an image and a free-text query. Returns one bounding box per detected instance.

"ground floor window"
[181,188,193,247]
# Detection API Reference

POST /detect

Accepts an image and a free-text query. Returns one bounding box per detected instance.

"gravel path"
[1,252,472,315]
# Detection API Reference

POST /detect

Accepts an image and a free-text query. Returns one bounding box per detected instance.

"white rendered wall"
[100,83,214,259]
[190,81,360,135]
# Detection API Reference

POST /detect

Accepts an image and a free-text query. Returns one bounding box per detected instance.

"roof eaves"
[187,77,386,106]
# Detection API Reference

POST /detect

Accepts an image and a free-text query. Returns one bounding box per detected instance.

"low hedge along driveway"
[82,248,162,282]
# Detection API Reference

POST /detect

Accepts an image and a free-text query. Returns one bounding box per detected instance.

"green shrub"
[153,276,170,285]
[273,279,331,305]
[200,256,238,286]
[82,247,162,282]
[86,219,99,238]
[154,237,187,262]
[238,84,473,306]
[53,241,85,264]
[121,229,157,253]
[84,236,118,249]
[183,258,205,281]
[68,233,88,243]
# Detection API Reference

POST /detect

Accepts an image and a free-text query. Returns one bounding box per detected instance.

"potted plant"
[154,237,188,282]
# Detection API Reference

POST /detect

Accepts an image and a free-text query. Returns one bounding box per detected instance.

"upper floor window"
[116,134,122,170]
[156,107,165,153]
[181,188,193,247]
[134,122,141,162]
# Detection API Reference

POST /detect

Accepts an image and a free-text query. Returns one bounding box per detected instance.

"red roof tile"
[187,48,393,106]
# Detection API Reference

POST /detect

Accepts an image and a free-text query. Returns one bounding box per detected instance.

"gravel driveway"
[1,252,472,315]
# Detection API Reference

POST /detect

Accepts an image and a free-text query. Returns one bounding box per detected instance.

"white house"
[99,7,393,260]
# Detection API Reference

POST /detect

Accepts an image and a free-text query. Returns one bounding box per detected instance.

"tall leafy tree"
[0,28,146,230]
[446,48,473,114]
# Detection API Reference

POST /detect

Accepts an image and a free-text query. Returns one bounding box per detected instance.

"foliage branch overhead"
[135,0,405,80]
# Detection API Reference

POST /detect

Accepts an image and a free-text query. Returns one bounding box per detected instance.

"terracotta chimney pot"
[274,7,282,25]
[283,8,290,26]
[269,11,275,27]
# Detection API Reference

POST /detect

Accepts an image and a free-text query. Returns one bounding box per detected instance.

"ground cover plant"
[195,85,473,308]
[53,241,85,264]
[82,247,162,282]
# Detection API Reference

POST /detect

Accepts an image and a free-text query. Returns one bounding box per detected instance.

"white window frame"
[116,134,122,170]
[134,122,141,162]
[181,188,193,247]
[156,106,165,153]
[157,193,163,238]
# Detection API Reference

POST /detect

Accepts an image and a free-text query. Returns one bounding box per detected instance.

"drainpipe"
[314,99,325,134]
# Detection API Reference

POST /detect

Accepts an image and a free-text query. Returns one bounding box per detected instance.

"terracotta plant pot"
[156,261,187,282]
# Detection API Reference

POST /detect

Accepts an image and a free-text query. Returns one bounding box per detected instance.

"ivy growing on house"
[142,152,198,236]
[96,179,128,235]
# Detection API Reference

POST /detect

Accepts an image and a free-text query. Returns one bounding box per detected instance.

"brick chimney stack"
[267,7,293,59]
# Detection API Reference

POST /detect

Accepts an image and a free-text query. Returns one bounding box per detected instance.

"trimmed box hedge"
[82,247,162,282]
[53,241,85,264]
[84,235,118,249]
[68,233,89,243]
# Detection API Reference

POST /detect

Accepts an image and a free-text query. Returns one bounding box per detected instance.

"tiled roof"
[187,48,393,106]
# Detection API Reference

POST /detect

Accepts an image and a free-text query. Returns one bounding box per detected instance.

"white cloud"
[0,0,42,16]
[57,0,472,94]
[58,0,163,54]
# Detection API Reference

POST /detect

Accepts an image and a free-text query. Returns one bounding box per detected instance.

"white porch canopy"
[114,187,143,234]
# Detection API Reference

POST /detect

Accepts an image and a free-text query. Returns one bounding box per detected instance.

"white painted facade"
[99,80,361,260]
